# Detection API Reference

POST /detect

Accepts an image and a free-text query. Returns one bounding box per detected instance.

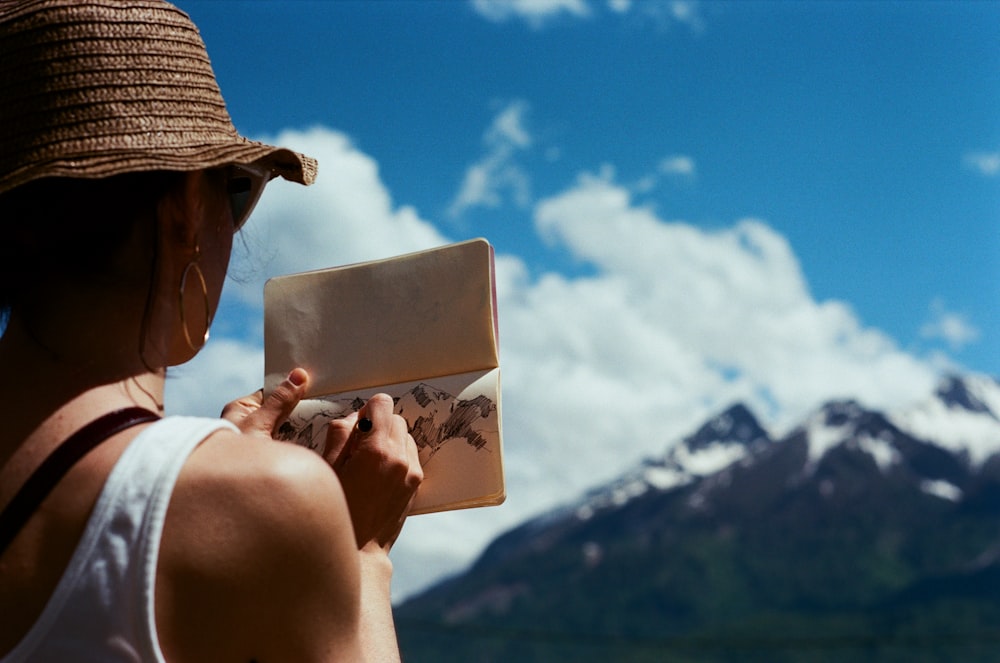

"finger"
[324,411,359,469]
[379,433,423,548]
[240,368,309,438]
[331,394,395,469]
[405,431,424,488]
[355,393,396,440]
[397,432,423,518]
[219,388,263,422]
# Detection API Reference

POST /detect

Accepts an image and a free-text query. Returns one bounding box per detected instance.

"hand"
[221,368,309,440]
[323,393,424,552]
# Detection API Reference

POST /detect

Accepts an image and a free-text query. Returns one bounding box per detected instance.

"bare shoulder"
[156,430,363,663]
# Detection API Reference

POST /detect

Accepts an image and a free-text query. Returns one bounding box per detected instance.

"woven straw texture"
[0,0,317,195]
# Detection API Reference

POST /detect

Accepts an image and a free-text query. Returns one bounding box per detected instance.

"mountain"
[395,374,1000,662]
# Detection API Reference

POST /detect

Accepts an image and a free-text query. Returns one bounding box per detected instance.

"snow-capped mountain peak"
[571,374,1000,521]
[682,402,771,450]
[802,399,867,466]
[889,374,1000,466]
[666,402,772,475]
[935,374,997,415]
[573,404,773,518]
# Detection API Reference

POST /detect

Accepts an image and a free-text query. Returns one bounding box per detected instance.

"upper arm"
[155,432,365,663]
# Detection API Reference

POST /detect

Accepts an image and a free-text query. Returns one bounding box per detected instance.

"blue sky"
[169,0,999,599]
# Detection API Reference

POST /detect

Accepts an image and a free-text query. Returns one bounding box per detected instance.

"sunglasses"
[226,163,272,230]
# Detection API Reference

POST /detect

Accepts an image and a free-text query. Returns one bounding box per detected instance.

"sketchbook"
[263,238,505,515]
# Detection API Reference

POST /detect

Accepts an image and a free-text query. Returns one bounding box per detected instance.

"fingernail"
[287,369,306,386]
[357,417,373,433]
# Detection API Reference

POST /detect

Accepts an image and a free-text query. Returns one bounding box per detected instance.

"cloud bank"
[166,124,941,601]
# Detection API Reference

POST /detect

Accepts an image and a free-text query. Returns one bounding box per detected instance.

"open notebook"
[263,238,504,514]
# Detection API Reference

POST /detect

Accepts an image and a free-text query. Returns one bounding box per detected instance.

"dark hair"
[0,171,184,330]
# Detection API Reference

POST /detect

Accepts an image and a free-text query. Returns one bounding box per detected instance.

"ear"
[156,171,206,250]
[142,171,208,368]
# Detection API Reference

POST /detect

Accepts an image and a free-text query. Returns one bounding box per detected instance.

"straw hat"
[0,0,317,196]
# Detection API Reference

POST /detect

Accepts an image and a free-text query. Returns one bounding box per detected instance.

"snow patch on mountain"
[889,374,1000,466]
[803,401,865,467]
[806,418,851,465]
[576,459,694,519]
[644,464,691,491]
[671,440,748,476]
[920,479,962,502]
[855,431,900,471]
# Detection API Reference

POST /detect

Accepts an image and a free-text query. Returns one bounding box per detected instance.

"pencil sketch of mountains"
[276,382,498,463]
[397,384,497,462]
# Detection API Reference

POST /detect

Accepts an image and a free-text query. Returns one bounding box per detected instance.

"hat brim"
[0,138,317,195]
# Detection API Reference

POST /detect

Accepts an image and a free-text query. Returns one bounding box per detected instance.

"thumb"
[240,368,310,439]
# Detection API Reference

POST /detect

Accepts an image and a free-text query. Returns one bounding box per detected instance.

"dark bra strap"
[0,407,161,558]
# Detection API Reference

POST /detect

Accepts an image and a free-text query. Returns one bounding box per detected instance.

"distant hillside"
[395,374,1000,662]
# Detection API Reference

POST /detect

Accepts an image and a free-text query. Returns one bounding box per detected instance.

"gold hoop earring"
[179,252,211,352]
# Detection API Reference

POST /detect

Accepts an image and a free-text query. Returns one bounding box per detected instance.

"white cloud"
[659,154,696,177]
[471,0,590,27]
[964,151,1000,177]
[470,0,704,31]
[529,171,938,433]
[921,298,980,351]
[167,128,943,603]
[633,155,697,192]
[448,101,533,217]
[629,1,705,32]
[488,101,533,148]
[665,0,704,32]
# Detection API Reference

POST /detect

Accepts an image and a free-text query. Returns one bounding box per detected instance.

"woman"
[0,1,423,661]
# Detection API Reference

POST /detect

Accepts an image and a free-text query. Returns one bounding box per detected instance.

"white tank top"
[1,416,237,663]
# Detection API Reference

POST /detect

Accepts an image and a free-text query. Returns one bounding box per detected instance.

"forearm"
[356,550,401,662]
